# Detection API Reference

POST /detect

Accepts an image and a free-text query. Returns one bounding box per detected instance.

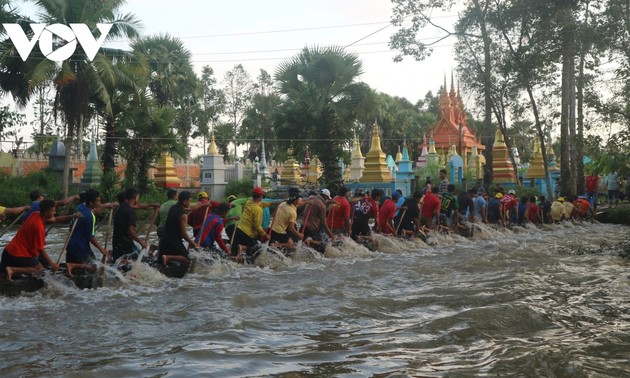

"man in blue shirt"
[66,189,112,275]
[474,188,487,223]
[23,189,80,222]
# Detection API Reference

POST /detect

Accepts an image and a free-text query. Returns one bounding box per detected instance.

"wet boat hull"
[0,276,44,297]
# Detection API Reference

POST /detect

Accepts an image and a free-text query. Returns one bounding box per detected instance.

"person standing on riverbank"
[0,199,60,281]
[605,171,620,207]
[585,174,599,210]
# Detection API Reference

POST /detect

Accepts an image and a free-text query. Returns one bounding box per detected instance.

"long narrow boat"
[58,264,105,290]
[0,275,45,297]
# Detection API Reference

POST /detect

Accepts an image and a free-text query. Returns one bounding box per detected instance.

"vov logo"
[2,23,113,62]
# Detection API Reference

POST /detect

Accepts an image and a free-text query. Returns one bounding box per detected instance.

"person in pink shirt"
[378,192,399,235]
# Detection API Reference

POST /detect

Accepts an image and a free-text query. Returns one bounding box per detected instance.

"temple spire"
[450,70,456,97]
[208,131,219,155]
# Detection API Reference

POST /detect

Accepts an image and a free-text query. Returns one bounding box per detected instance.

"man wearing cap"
[487,192,503,225]
[22,189,80,222]
[270,195,302,249]
[303,190,333,248]
[188,192,222,239]
[232,187,269,256]
[473,187,487,223]
[378,192,399,235]
[563,195,577,220]
[500,189,518,225]
[327,187,351,236]
[225,194,246,241]
[550,197,569,222]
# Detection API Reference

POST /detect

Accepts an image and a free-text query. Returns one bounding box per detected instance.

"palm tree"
[275,46,374,190]
[22,0,141,196]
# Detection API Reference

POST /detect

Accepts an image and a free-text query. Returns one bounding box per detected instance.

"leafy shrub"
[225,178,254,199]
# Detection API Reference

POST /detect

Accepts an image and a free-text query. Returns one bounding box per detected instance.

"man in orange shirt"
[0,199,60,281]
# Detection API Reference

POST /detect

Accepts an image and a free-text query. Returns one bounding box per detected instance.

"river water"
[1,222,629,377]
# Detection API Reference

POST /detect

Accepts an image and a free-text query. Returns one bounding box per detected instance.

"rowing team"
[0,181,595,281]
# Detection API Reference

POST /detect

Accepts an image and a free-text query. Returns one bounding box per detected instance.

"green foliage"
[99,171,120,203]
[225,178,254,198]
[597,206,630,225]
[275,45,374,192]
[0,170,66,207]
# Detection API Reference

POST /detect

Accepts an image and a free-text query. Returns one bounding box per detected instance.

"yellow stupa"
[526,135,546,179]
[492,127,516,183]
[282,148,303,184]
[360,123,392,183]
[154,152,181,188]
[395,146,403,162]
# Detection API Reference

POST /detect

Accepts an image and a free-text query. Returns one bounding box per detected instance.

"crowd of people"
[0,168,623,281]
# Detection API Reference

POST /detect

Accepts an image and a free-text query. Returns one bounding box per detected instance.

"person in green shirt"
[156,189,178,238]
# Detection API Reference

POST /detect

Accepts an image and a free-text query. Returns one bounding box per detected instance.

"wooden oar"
[101,208,115,264]
[0,211,25,239]
[395,208,407,236]
[195,204,211,244]
[56,218,79,265]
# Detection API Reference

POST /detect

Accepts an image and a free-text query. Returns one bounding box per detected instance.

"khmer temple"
[429,74,485,171]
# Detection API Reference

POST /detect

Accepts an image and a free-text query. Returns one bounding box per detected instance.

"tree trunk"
[476,0,494,188]
[559,1,577,197]
[525,86,553,198]
[575,2,590,195]
[103,116,116,173]
[62,119,76,198]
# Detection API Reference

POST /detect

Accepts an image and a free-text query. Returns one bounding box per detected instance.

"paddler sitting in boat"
[0,204,31,221]
[270,195,303,250]
[158,191,200,267]
[231,187,269,257]
[22,189,80,222]
[378,191,399,235]
[326,186,351,236]
[351,188,382,240]
[199,202,231,255]
[65,189,116,276]
[0,199,61,281]
[302,189,334,251]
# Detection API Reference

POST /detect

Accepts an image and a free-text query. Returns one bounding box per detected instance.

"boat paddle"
[296,204,312,251]
[139,207,159,260]
[0,211,25,239]
[194,204,211,244]
[395,208,407,236]
[56,217,79,265]
[101,208,115,264]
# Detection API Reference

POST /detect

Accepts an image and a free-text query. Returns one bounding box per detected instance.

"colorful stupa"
[360,123,392,183]
[491,127,516,184]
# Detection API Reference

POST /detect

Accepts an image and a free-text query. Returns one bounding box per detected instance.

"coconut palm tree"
[275,46,374,190]
[20,0,141,196]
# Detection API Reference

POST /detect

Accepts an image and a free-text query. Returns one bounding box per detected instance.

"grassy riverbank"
[596,204,630,225]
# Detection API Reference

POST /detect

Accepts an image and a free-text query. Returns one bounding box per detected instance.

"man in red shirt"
[0,199,60,281]
[525,196,542,224]
[351,188,382,239]
[378,191,399,235]
[327,186,351,236]
[585,174,599,210]
[420,186,441,230]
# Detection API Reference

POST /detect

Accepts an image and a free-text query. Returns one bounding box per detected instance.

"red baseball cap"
[252,187,264,196]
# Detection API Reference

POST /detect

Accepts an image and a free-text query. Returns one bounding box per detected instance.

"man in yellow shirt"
[231,187,269,256]
[270,195,302,249]
[550,197,569,222]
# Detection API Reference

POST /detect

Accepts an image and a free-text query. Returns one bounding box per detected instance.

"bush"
[99,171,121,203]
[596,206,630,225]
[225,178,254,199]
[0,170,73,207]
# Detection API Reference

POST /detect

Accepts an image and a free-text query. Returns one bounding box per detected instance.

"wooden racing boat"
[0,275,45,297]
[58,264,105,290]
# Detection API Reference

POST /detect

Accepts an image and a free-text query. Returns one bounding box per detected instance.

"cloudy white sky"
[3,0,463,153]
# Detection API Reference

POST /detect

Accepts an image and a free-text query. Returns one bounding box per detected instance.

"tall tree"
[8,0,141,196]
[222,64,254,161]
[275,46,374,191]
[193,65,225,154]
